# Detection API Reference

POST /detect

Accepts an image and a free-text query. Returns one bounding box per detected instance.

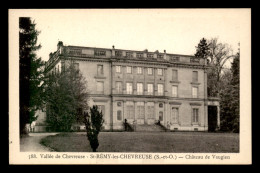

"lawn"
[40,132,239,153]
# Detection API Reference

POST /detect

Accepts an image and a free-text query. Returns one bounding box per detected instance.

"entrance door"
[208,106,217,132]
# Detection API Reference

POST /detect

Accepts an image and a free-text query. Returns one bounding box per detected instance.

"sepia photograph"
[9,9,251,164]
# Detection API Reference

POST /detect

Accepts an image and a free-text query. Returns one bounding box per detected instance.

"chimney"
[57,41,63,50]
[112,45,115,56]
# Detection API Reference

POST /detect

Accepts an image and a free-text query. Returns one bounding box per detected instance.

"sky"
[26,9,241,64]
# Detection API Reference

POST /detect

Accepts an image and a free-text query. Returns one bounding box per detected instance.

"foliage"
[194,38,210,59]
[44,61,89,132]
[19,17,45,135]
[84,105,104,152]
[195,37,239,132]
[219,52,239,132]
[207,38,235,97]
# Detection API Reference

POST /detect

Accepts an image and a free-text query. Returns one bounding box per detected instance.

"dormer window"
[158,54,164,59]
[136,53,143,58]
[126,52,133,58]
[147,54,154,58]
[115,51,122,57]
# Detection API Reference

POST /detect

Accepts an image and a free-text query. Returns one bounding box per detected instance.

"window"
[126,102,134,119]
[147,54,154,58]
[148,68,153,75]
[74,63,79,74]
[136,53,143,58]
[117,110,122,121]
[192,71,198,82]
[172,86,178,97]
[97,105,105,116]
[136,102,145,119]
[192,108,199,123]
[116,66,121,73]
[96,82,104,93]
[137,67,143,74]
[116,82,122,94]
[137,83,143,95]
[159,112,163,121]
[126,83,133,94]
[172,70,178,81]
[158,68,163,75]
[171,108,179,124]
[147,102,154,119]
[126,52,133,58]
[97,65,104,75]
[147,84,153,95]
[126,66,132,74]
[192,87,198,98]
[158,84,164,96]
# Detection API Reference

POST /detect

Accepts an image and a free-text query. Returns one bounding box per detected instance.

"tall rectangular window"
[116,66,121,73]
[97,105,105,116]
[159,112,163,121]
[136,102,145,119]
[172,86,178,97]
[117,110,122,121]
[158,68,163,76]
[192,87,198,98]
[172,70,178,81]
[116,82,122,94]
[147,84,153,95]
[137,67,143,74]
[171,108,179,123]
[74,63,79,74]
[137,83,143,95]
[126,102,134,119]
[96,81,104,93]
[126,66,132,73]
[97,65,104,75]
[148,68,153,75]
[192,71,198,82]
[158,84,164,96]
[192,108,199,123]
[126,83,133,94]
[147,102,154,119]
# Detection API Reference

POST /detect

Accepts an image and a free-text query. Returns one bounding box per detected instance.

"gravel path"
[20,133,58,152]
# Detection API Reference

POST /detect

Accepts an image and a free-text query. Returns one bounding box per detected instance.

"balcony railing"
[190,57,200,63]
[169,56,180,62]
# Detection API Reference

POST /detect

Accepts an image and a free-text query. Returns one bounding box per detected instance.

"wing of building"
[35,41,220,132]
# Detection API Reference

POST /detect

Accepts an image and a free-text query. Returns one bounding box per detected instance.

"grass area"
[40,132,239,153]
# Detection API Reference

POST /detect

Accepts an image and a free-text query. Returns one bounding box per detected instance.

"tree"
[44,60,89,131]
[19,17,45,136]
[207,38,236,97]
[84,105,104,152]
[194,38,210,59]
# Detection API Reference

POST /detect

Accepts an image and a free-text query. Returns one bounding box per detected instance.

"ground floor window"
[171,107,179,124]
[136,102,145,119]
[159,111,163,121]
[97,105,105,115]
[117,110,122,121]
[192,108,199,123]
[126,102,134,119]
[147,102,154,119]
